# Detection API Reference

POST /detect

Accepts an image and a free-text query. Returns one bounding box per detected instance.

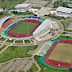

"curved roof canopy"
[33,19,51,35]
[0,16,10,29]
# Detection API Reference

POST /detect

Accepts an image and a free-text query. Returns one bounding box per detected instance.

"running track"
[44,40,72,68]
[8,20,41,37]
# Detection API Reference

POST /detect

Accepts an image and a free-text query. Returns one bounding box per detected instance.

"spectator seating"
[2,19,13,28]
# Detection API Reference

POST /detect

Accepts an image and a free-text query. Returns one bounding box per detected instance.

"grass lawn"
[11,11,34,15]
[49,43,72,63]
[0,0,26,18]
[31,6,41,9]
[24,40,30,43]
[44,1,52,7]
[0,45,6,51]
[6,39,14,43]
[60,20,68,29]
[55,36,72,40]
[15,40,23,43]
[3,70,8,72]
[54,1,72,8]
[34,55,69,72]
[11,71,15,72]
[60,21,72,32]
[48,14,67,20]
[18,70,24,72]
[11,22,37,35]
[27,63,38,72]
[0,37,5,41]
[0,45,38,63]
[0,44,1,46]
[62,32,68,34]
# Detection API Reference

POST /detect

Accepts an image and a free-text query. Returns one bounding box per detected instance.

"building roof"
[15,4,30,8]
[56,6,72,13]
[68,4,72,7]
[0,16,10,29]
[33,19,51,35]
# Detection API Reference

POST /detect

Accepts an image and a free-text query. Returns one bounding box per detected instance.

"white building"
[28,8,38,13]
[0,8,6,12]
[56,6,72,18]
[14,4,31,12]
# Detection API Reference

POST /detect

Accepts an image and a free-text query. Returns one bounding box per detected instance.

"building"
[33,19,52,35]
[56,6,72,18]
[0,8,6,12]
[14,4,31,12]
[68,4,72,8]
[28,8,38,13]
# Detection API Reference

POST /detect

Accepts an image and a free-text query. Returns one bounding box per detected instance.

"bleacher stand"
[37,41,53,56]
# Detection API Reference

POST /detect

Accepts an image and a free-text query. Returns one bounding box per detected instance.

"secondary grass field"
[27,63,38,72]
[0,45,37,63]
[11,22,37,35]
[49,43,72,63]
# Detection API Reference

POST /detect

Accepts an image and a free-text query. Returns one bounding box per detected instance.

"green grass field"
[60,20,68,29]
[11,22,37,35]
[49,43,72,63]
[27,63,38,72]
[15,40,23,43]
[0,45,38,63]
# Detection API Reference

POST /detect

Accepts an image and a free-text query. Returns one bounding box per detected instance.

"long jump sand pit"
[49,43,72,63]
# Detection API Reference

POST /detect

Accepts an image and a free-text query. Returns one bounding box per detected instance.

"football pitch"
[11,22,37,35]
[49,43,72,63]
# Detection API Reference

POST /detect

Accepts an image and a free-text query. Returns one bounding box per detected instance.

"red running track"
[8,20,41,37]
[44,40,72,68]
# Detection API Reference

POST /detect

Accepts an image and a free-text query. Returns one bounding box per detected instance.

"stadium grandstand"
[0,16,52,39]
[36,41,53,56]
[0,16,19,32]
[33,19,52,35]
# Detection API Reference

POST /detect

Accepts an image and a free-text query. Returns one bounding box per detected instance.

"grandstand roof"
[56,6,72,13]
[0,16,10,29]
[15,4,30,8]
[33,19,51,35]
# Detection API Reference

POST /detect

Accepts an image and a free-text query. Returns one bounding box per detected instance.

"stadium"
[0,16,52,40]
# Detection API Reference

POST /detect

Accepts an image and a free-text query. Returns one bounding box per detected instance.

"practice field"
[49,43,72,63]
[11,22,37,35]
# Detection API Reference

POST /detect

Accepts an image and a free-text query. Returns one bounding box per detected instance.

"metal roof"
[15,4,30,8]
[33,19,51,35]
[56,6,72,13]
[0,16,10,29]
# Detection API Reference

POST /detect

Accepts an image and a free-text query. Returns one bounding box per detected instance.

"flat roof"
[15,4,30,8]
[56,6,72,13]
